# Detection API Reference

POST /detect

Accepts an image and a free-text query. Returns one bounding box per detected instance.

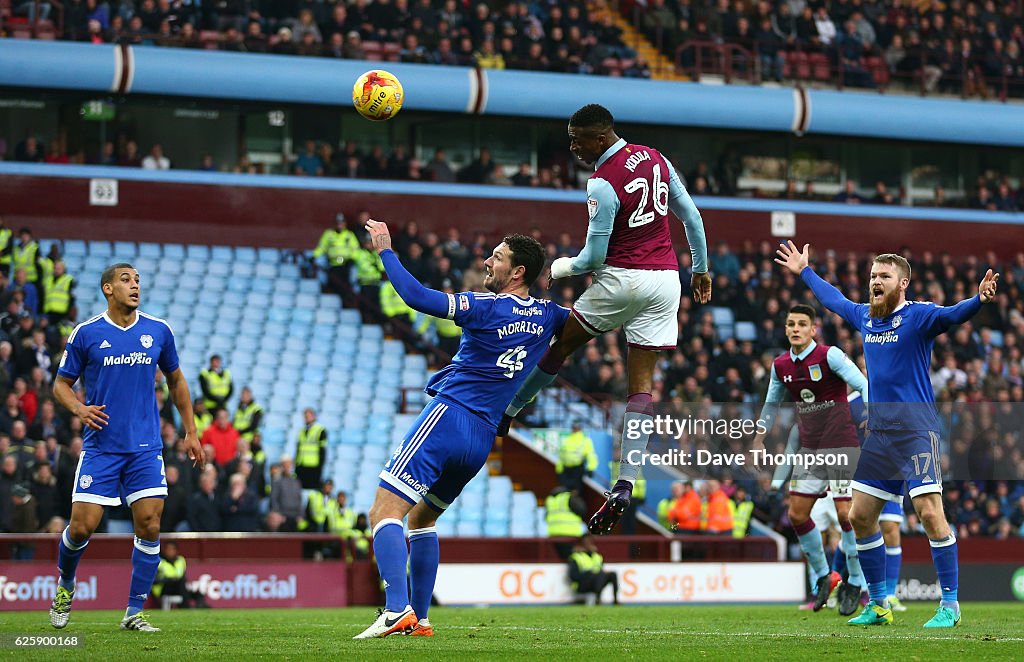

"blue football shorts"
[853,429,943,501]
[879,498,904,522]
[72,448,168,507]
[378,398,494,512]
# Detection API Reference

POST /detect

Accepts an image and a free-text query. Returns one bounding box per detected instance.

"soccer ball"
[352,70,404,121]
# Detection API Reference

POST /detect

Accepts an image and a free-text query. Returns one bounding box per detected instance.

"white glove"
[550,256,574,280]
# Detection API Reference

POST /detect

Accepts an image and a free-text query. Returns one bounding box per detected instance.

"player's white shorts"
[810,491,840,532]
[789,447,858,501]
[571,265,681,349]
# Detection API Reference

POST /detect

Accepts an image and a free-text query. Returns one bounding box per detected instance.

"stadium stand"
[3,0,1021,96]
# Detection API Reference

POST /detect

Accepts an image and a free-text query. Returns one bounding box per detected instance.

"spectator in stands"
[198,354,232,413]
[424,148,455,183]
[29,461,57,525]
[668,479,702,533]
[756,18,786,82]
[269,456,304,531]
[0,455,16,531]
[119,140,142,167]
[458,148,497,184]
[833,179,864,203]
[14,136,44,163]
[293,140,323,176]
[201,408,241,467]
[161,464,188,532]
[142,143,171,170]
[221,472,260,531]
[186,469,222,532]
[294,408,327,490]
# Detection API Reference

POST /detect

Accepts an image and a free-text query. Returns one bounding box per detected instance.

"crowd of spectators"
[636,0,1024,96]
[6,1,1024,96]
[5,0,647,77]
[0,222,84,542]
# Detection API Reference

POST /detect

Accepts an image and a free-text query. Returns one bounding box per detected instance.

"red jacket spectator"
[201,410,241,466]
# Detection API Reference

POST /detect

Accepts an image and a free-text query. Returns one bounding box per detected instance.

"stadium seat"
[63,239,87,258]
[113,241,137,258]
[257,247,280,263]
[235,246,256,263]
[186,244,211,260]
[735,321,758,342]
[88,241,112,257]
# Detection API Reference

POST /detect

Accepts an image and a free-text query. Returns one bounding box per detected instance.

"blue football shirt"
[802,267,982,431]
[58,311,179,453]
[425,291,569,428]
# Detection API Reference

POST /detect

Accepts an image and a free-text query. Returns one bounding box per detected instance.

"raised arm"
[775,240,861,325]
[366,219,455,319]
[922,269,998,337]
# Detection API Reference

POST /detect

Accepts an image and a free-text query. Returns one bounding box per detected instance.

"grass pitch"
[3,603,1022,660]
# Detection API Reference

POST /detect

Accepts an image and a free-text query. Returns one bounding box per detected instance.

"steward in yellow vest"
[233,387,264,442]
[43,260,74,321]
[557,422,597,492]
[304,481,339,533]
[295,408,327,490]
[545,486,586,559]
[11,227,40,283]
[192,399,213,437]
[199,354,233,411]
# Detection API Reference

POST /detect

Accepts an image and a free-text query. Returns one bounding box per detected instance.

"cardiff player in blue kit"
[776,241,999,628]
[50,263,204,631]
[354,220,569,639]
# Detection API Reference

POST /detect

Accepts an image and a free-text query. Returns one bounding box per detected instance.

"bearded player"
[776,242,999,628]
[499,104,711,535]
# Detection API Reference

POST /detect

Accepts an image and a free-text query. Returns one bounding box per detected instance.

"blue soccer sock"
[409,526,439,621]
[840,525,865,588]
[855,531,888,605]
[885,545,902,597]
[57,527,90,591]
[793,519,829,585]
[373,519,410,613]
[504,351,563,417]
[127,537,160,616]
[929,533,959,612]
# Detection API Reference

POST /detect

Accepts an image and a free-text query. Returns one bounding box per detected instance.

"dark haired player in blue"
[354,220,569,639]
[777,241,999,628]
[50,263,204,632]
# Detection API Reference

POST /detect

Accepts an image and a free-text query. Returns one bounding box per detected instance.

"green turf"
[2,603,1022,660]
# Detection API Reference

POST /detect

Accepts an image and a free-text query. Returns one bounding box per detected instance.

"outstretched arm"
[366,219,454,319]
[923,269,999,337]
[775,240,861,325]
[550,178,617,279]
